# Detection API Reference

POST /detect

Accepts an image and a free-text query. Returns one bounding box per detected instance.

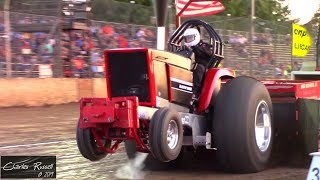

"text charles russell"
[2,161,55,171]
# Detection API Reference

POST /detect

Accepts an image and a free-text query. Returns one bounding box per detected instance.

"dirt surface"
[0,103,309,179]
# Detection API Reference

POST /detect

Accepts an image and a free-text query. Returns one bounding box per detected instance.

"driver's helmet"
[183,28,200,47]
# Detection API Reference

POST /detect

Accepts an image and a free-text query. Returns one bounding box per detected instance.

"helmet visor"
[184,35,195,43]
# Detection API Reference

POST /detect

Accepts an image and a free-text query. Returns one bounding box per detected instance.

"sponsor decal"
[170,77,193,93]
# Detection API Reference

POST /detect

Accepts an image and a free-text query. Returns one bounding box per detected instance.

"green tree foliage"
[220,0,289,22]
[114,0,151,6]
[112,0,289,22]
[91,0,153,25]
[0,0,3,10]
[192,0,291,34]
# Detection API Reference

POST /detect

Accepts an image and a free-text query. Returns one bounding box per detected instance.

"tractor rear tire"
[76,121,111,161]
[212,76,273,173]
[149,107,183,162]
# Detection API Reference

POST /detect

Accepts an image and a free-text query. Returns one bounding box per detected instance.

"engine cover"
[105,48,193,107]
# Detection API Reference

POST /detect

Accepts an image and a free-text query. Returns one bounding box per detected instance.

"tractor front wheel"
[76,121,111,161]
[149,107,183,162]
[124,108,184,170]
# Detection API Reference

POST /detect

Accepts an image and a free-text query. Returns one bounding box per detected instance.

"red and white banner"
[176,0,225,17]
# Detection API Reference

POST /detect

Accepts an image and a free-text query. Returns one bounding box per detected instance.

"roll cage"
[168,19,225,68]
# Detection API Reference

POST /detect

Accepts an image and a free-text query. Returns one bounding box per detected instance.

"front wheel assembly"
[149,108,184,162]
[76,121,111,161]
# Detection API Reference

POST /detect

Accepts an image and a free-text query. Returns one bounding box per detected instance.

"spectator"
[293,61,301,71]
[275,66,283,77]
[90,49,104,77]
[267,50,274,65]
[136,27,147,40]
[14,55,32,76]
[72,55,86,78]
[117,34,128,48]
[29,55,38,75]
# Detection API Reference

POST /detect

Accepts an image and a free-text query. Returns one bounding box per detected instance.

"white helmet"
[183,28,200,47]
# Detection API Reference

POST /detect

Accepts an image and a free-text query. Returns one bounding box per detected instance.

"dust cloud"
[114,152,148,180]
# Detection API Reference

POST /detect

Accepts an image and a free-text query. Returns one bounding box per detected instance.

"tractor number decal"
[170,77,193,93]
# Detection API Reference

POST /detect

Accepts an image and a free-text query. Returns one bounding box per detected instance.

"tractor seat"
[150,49,192,70]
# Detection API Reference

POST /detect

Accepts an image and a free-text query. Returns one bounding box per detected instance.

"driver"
[183,28,213,99]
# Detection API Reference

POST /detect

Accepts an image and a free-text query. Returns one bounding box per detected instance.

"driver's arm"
[196,42,212,56]
[191,41,212,65]
[175,45,194,59]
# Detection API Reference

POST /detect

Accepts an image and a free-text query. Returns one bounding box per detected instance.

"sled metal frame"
[263,79,320,155]
[263,80,320,100]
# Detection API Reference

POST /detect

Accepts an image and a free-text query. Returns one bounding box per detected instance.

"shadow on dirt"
[142,146,311,174]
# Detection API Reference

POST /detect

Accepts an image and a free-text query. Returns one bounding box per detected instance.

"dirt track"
[0,103,308,179]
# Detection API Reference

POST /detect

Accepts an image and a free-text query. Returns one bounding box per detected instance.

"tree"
[120,0,288,21]
[114,0,151,6]
[220,0,289,22]
[0,0,3,10]
[194,0,291,34]
[91,0,153,25]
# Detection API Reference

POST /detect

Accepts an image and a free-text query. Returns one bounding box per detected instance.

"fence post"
[249,0,255,76]
[4,0,11,77]
[316,24,320,70]
[54,0,63,78]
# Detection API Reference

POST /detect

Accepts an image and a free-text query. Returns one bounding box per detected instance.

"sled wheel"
[76,121,111,161]
[149,107,183,162]
[124,140,184,170]
[212,76,273,173]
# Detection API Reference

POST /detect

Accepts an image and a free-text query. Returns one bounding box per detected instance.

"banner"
[292,23,312,57]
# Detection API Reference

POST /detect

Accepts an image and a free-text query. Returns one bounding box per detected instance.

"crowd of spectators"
[90,22,156,49]
[0,12,307,79]
[228,33,249,58]
[62,21,157,78]
[0,16,157,77]
[226,31,304,79]
[257,49,274,68]
[9,32,57,77]
[11,12,56,25]
[274,61,302,78]
[253,34,273,45]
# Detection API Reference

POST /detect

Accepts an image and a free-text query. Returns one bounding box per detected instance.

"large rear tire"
[76,121,111,161]
[212,76,273,173]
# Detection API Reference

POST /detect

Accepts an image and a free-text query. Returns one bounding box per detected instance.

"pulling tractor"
[76,19,320,173]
